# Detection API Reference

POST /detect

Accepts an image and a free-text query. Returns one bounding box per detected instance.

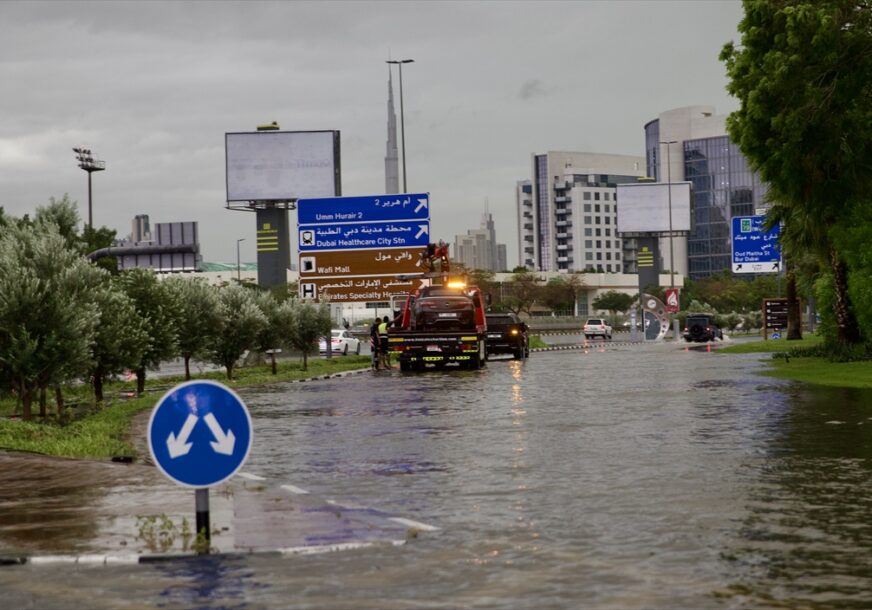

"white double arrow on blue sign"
[167,413,235,458]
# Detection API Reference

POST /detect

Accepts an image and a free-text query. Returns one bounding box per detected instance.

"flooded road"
[2,342,872,608]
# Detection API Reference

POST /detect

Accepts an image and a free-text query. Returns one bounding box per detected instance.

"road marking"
[238,472,266,481]
[388,517,440,531]
[278,540,405,556]
[281,484,309,494]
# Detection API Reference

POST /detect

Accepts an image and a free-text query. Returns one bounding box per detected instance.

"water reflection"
[151,554,262,610]
[724,385,872,606]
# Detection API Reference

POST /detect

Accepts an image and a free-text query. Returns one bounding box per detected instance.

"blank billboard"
[616,182,692,234]
[225,130,339,202]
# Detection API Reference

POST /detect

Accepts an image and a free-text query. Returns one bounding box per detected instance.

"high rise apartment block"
[454,210,507,272]
[517,152,645,272]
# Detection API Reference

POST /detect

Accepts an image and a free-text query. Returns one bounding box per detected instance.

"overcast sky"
[0,0,744,266]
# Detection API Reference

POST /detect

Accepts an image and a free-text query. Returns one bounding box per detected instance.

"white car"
[319,329,361,355]
[583,318,613,340]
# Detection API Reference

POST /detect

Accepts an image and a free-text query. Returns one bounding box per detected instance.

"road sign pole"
[195,488,211,553]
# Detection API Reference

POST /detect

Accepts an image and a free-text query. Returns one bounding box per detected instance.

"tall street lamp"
[387,58,414,193]
[236,238,245,282]
[659,140,678,288]
[660,140,679,340]
[72,147,106,231]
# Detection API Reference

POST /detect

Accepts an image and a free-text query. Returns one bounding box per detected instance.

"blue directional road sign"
[731,215,782,274]
[297,193,429,225]
[299,220,430,252]
[148,380,253,488]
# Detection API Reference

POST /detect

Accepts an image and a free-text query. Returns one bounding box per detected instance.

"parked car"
[485,313,529,360]
[583,318,613,340]
[683,314,723,342]
[319,329,361,355]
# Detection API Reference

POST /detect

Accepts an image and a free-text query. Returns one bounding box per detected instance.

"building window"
[584,204,591,212]
[585,252,592,260]
[595,228,601,236]
[604,204,610,212]
[604,217,610,225]
[584,216,592,224]
[595,217,601,224]
[583,192,591,200]
[594,192,601,201]
[595,204,601,213]
[596,253,602,260]
[606,252,612,260]
[596,240,602,248]
[606,240,611,248]
[616,252,621,260]
[605,229,611,236]
[604,193,610,201]
[585,240,592,248]
[585,228,592,236]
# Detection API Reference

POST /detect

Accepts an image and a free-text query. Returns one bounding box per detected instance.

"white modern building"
[517,152,646,273]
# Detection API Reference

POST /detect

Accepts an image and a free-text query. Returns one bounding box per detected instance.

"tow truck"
[387,242,488,371]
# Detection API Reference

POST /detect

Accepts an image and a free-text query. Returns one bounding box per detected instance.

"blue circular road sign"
[147,380,253,488]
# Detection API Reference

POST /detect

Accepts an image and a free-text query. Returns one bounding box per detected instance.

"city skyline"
[0,1,743,266]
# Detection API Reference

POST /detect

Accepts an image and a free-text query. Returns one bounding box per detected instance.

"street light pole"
[660,140,680,340]
[387,58,414,193]
[72,147,106,231]
[659,140,678,289]
[236,238,245,282]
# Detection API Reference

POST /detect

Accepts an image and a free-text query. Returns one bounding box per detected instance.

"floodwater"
[2,341,872,609]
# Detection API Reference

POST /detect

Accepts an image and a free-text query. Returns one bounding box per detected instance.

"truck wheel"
[343,345,348,356]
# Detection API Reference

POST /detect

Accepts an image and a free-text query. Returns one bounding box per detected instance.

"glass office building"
[683,136,767,279]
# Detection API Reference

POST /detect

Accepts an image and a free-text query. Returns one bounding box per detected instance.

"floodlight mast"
[72,146,106,230]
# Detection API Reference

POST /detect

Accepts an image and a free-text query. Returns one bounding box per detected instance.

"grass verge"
[0,356,372,460]
[720,335,872,389]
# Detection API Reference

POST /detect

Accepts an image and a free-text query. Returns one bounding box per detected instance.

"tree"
[289,300,332,371]
[592,290,634,319]
[117,268,181,394]
[542,275,586,314]
[502,269,541,316]
[253,291,286,375]
[208,284,267,380]
[0,223,101,420]
[721,1,872,345]
[89,283,148,402]
[163,276,221,380]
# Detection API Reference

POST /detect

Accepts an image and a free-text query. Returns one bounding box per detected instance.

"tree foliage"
[721,0,872,345]
[163,276,221,380]
[592,290,634,316]
[0,224,102,419]
[208,284,267,380]
[116,268,181,393]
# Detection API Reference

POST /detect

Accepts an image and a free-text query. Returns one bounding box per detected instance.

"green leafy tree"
[592,290,634,319]
[0,223,102,420]
[89,283,148,402]
[208,284,267,380]
[502,269,542,316]
[542,275,586,314]
[253,291,289,375]
[290,300,332,371]
[163,276,222,380]
[117,268,181,394]
[721,0,872,345]
[34,195,82,250]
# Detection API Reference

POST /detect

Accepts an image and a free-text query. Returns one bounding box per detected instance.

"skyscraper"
[384,68,400,194]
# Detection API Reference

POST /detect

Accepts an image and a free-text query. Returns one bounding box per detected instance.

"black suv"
[485,313,529,359]
[683,313,723,342]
